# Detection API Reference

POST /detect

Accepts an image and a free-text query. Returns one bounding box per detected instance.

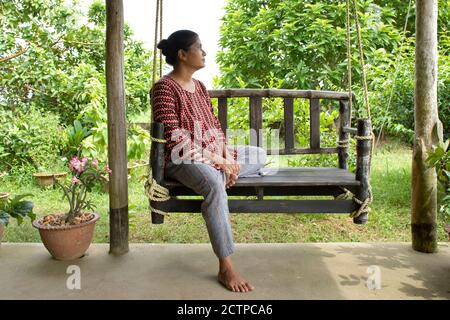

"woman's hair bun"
[157,39,170,54]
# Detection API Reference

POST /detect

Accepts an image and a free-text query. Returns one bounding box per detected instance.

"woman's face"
[180,38,206,70]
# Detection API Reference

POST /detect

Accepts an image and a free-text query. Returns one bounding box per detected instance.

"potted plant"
[0,194,35,242]
[32,172,68,188]
[32,156,110,260]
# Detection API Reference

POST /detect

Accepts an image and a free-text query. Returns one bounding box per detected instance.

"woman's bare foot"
[218,256,254,292]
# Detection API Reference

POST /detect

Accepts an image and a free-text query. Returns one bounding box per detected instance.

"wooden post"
[218,97,228,138]
[106,0,129,255]
[249,97,263,147]
[338,100,350,169]
[309,98,321,150]
[354,119,372,224]
[150,122,166,224]
[283,97,295,152]
[412,0,440,253]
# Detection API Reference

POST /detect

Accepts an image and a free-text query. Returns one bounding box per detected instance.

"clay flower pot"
[32,213,100,260]
[33,172,67,188]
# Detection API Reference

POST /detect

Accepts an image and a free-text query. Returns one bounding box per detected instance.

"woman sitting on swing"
[151,30,267,293]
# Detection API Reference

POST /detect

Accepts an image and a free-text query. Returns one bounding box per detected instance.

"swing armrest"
[342,126,358,135]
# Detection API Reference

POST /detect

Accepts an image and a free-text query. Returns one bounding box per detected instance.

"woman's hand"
[224,171,238,189]
[215,157,240,188]
[215,159,241,176]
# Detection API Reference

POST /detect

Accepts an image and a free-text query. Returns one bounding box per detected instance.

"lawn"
[1,139,449,243]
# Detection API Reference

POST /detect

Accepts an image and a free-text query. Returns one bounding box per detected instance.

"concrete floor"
[0,242,449,300]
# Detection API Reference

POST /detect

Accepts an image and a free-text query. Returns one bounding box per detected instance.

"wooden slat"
[218,97,228,137]
[155,199,359,213]
[150,122,165,224]
[163,176,358,187]
[209,89,355,100]
[338,100,351,169]
[162,167,359,188]
[284,97,295,152]
[310,98,320,150]
[249,96,263,147]
[165,185,359,197]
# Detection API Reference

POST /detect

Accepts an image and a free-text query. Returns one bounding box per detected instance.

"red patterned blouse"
[151,75,238,170]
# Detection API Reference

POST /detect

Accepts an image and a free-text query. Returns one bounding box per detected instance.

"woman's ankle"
[219,256,234,273]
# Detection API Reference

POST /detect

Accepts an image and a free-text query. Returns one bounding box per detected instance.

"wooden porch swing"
[145,0,375,225]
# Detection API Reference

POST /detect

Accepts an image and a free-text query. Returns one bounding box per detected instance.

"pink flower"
[92,159,99,169]
[80,157,88,172]
[71,177,80,185]
[69,157,82,173]
[106,165,112,175]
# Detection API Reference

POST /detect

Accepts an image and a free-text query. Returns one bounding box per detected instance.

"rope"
[351,0,371,120]
[345,0,353,117]
[341,0,375,219]
[159,0,163,78]
[144,136,169,215]
[350,186,373,218]
[151,0,160,87]
[150,136,167,144]
[145,0,170,217]
[337,185,373,219]
[375,0,413,148]
[144,168,171,216]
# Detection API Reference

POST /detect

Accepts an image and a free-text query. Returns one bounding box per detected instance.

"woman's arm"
[152,81,198,159]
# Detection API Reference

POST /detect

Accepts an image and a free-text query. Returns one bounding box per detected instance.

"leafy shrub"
[0,108,65,173]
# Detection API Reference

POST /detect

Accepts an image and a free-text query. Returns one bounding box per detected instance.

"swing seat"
[162,167,359,188]
[149,89,373,225]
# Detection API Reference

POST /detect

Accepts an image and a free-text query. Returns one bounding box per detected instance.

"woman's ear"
[177,49,187,62]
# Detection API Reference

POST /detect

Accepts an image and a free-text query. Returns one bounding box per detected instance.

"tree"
[216,0,449,137]
[0,0,153,125]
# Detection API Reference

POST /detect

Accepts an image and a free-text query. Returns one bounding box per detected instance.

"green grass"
[1,140,449,243]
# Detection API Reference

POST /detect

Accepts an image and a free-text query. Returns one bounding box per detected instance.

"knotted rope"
[337,0,375,219]
[144,135,170,216]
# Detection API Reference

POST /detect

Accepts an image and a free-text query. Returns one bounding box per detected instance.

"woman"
[151,30,267,293]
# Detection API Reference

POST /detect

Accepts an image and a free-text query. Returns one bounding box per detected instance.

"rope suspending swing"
[145,0,170,215]
[337,0,375,218]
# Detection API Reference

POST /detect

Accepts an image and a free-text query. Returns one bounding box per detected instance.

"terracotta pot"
[0,224,4,242]
[0,192,10,201]
[32,213,100,260]
[33,172,67,188]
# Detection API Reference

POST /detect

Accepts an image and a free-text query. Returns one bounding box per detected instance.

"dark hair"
[157,30,199,66]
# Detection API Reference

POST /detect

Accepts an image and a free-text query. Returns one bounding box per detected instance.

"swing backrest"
[208,89,354,162]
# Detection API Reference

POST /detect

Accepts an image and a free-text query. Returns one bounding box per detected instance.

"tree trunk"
[412,0,441,253]
[106,0,129,255]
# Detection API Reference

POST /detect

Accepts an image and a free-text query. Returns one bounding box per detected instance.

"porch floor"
[0,242,449,300]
